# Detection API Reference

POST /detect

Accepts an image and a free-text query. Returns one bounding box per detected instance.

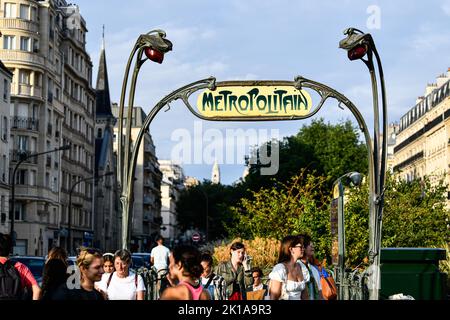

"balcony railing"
[18,84,31,96]
[10,149,38,164]
[0,18,39,33]
[10,116,39,131]
[0,49,45,68]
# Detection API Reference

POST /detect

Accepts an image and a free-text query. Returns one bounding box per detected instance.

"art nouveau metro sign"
[191,80,314,120]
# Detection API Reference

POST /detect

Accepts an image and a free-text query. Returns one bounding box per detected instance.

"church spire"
[95,26,113,117]
[101,24,105,50]
[211,160,220,184]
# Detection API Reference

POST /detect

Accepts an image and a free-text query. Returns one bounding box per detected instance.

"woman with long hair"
[268,235,308,300]
[41,247,69,300]
[95,253,115,293]
[161,245,210,300]
[51,247,105,300]
[46,247,68,264]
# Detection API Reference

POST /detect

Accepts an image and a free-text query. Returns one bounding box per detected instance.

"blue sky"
[75,0,450,185]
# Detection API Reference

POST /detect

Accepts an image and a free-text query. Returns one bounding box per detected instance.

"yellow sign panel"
[196,86,312,118]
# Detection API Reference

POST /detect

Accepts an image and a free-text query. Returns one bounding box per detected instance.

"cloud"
[410,33,450,53]
[443,0,450,16]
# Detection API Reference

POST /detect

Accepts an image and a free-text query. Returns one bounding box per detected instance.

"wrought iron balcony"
[10,116,39,131]
[10,149,38,164]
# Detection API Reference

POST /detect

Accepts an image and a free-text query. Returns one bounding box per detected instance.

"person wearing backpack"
[0,233,41,300]
[200,252,226,300]
[97,249,145,300]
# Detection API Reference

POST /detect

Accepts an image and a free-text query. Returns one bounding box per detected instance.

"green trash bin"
[380,248,447,300]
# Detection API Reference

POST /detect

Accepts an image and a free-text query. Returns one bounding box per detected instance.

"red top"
[0,257,38,289]
[178,281,203,300]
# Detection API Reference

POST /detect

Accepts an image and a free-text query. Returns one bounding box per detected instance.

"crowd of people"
[0,232,335,300]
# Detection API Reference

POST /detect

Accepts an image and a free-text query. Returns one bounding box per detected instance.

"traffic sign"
[192,233,201,242]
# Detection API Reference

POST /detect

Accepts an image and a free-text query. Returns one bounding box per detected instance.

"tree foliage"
[225,170,332,261]
[225,172,450,267]
[244,118,368,191]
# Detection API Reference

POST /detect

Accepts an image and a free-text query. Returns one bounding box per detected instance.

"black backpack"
[0,260,23,300]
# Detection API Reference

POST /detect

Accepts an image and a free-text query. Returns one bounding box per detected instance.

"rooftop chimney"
[425,83,437,96]
[416,96,425,104]
[436,72,449,88]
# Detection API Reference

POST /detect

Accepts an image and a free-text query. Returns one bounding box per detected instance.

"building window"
[52,176,58,192]
[13,202,25,221]
[32,38,39,53]
[16,169,27,185]
[20,36,31,51]
[2,116,7,141]
[19,70,30,85]
[3,35,15,50]
[19,4,29,20]
[3,79,8,101]
[2,155,6,182]
[48,46,53,62]
[1,196,5,214]
[45,172,50,188]
[30,6,37,21]
[29,170,36,186]
[18,135,28,151]
[4,3,16,18]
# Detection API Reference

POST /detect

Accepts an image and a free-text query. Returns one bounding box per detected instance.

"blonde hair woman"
[52,247,105,300]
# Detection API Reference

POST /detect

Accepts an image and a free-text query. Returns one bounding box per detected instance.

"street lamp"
[332,171,362,300]
[67,171,113,254]
[9,145,70,246]
[116,30,172,250]
[339,28,388,300]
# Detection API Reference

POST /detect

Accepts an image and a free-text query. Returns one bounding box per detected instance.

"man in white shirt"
[150,235,170,271]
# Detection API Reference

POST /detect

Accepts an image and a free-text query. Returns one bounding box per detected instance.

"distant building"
[93,36,120,252]
[386,123,399,173]
[184,176,199,189]
[0,60,12,235]
[211,160,220,184]
[393,69,450,192]
[158,160,185,245]
[112,104,162,252]
[1,0,96,255]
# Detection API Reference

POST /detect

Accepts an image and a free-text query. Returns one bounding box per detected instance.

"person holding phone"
[215,242,253,300]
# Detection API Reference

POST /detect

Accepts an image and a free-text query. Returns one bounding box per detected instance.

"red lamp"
[144,47,164,64]
[347,44,368,61]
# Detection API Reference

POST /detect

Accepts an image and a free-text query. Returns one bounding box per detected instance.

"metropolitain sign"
[195,83,313,119]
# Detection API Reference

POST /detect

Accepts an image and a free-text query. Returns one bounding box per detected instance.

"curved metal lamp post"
[9,145,70,246]
[117,30,173,249]
[332,172,362,300]
[339,27,388,300]
[67,171,114,255]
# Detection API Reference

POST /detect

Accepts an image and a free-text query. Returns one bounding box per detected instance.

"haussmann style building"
[0,0,95,255]
[393,69,450,193]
